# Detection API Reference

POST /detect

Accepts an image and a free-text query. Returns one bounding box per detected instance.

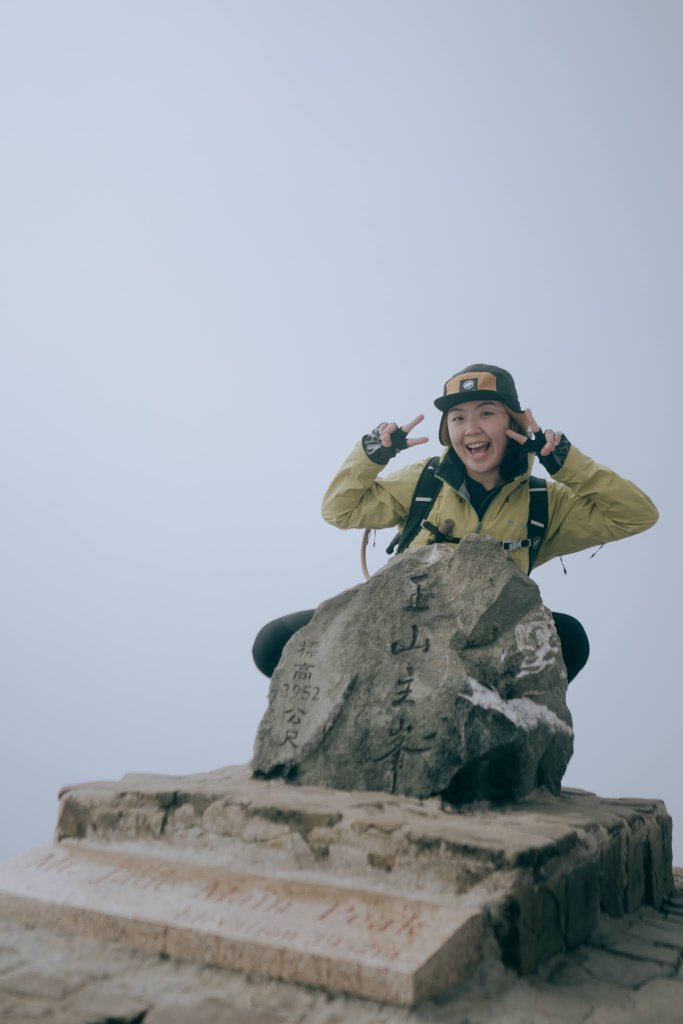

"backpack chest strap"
[390,469,549,574]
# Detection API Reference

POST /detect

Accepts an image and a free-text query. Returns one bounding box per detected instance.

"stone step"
[56,768,675,913]
[0,843,484,1007]
[46,767,677,985]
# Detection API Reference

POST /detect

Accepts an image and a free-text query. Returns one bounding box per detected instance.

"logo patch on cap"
[460,378,478,392]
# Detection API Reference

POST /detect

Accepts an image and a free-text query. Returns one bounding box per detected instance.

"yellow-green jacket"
[321,441,658,574]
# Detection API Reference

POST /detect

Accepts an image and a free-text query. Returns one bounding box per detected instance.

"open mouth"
[465,442,490,455]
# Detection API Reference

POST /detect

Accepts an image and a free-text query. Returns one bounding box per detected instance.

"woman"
[253,364,658,682]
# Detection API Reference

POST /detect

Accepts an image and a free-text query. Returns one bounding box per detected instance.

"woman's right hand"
[362,414,429,465]
[378,414,429,451]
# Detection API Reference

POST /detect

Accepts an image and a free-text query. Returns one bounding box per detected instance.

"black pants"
[253,609,589,683]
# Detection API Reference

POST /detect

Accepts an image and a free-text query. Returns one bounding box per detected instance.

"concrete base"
[0,765,674,1006]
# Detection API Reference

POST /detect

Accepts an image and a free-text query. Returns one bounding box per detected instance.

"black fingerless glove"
[362,424,409,465]
[521,430,548,454]
[522,429,571,474]
[539,434,571,475]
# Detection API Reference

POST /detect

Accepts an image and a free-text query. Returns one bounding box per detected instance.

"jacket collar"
[434,447,533,502]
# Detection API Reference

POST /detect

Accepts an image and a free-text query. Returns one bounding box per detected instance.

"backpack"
[383,456,548,574]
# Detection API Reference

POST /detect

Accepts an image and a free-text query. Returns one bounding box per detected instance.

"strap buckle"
[422,521,460,545]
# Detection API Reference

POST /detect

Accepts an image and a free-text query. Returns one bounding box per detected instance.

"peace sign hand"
[506,409,562,458]
[362,414,430,466]
[379,414,430,451]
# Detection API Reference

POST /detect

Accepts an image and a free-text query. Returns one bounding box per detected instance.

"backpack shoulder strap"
[386,457,443,555]
[527,475,548,573]
[387,467,549,570]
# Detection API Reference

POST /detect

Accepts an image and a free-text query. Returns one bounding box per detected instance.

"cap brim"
[434,390,524,414]
[434,389,498,411]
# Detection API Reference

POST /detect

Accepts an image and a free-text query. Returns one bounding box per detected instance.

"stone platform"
[1,885,683,1023]
[0,766,674,1007]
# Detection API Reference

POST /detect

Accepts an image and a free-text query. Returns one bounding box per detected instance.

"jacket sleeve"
[537,444,659,565]
[321,441,427,530]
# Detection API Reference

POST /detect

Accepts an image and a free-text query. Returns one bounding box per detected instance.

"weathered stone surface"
[589,918,681,966]
[577,946,674,988]
[0,964,97,999]
[252,537,573,803]
[45,767,674,985]
[55,769,673,908]
[0,883,682,1024]
[59,989,150,1023]
[0,942,23,973]
[145,1004,285,1024]
[0,844,484,1008]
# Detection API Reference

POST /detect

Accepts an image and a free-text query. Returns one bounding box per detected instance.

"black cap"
[434,364,528,445]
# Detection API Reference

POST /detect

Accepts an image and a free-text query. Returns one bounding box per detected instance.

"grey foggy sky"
[1,1,681,862]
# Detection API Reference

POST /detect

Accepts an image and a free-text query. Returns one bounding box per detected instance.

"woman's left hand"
[506,409,562,457]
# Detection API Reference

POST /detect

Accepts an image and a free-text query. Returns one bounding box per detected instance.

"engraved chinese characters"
[278,639,321,752]
[375,576,437,793]
[252,537,573,803]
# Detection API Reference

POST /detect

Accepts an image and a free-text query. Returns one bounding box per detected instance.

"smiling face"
[446,400,512,488]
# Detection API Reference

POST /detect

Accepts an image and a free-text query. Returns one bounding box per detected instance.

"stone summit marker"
[0,537,675,1008]
[253,536,573,803]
